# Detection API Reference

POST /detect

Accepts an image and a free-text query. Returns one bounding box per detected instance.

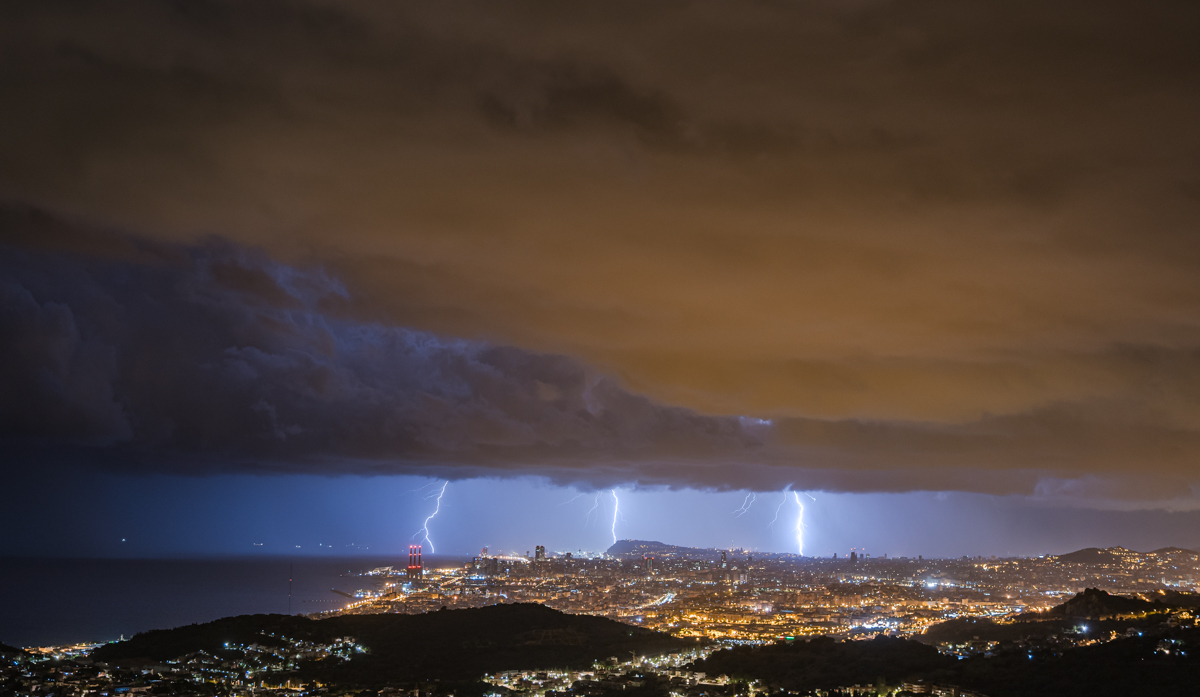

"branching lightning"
[584,493,601,526]
[732,492,757,517]
[610,489,620,544]
[413,481,448,553]
[409,481,439,495]
[557,493,585,507]
[793,491,805,556]
[768,489,790,528]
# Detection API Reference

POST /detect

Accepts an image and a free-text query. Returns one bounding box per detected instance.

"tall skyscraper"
[534,545,546,561]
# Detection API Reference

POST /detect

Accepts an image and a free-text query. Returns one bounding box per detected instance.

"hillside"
[607,540,725,560]
[694,630,1200,697]
[1154,589,1200,608]
[91,603,690,684]
[1043,588,1160,618]
[1052,547,1136,565]
[920,589,1189,646]
[693,635,952,691]
[605,540,808,562]
[1150,547,1197,557]
[918,616,1060,645]
[0,641,27,657]
[1052,546,1198,565]
[920,611,1166,647]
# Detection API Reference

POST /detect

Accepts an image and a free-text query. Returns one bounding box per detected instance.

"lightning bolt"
[584,493,601,526]
[768,489,790,528]
[557,493,585,507]
[732,492,757,517]
[610,489,620,544]
[409,481,439,494]
[793,491,805,556]
[414,481,448,553]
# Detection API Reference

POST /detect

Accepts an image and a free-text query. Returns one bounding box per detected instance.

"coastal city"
[7,1,1200,696]
[4,541,1198,697]
[337,541,1200,643]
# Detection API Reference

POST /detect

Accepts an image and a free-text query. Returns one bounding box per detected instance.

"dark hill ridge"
[1150,546,1197,556]
[1051,547,1137,564]
[694,635,951,692]
[919,616,1060,645]
[699,629,1200,697]
[1153,589,1200,608]
[607,540,726,560]
[1052,546,1198,564]
[91,603,690,684]
[0,641,28,657]
[607,540,791,561]
[1043,588,1161,619]
[921,589,1181,645]
[606,540,806,562]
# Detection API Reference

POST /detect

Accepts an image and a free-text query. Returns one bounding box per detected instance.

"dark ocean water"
[0,556,461,648]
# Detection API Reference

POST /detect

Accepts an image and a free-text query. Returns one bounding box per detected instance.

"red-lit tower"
[407,544,423,581]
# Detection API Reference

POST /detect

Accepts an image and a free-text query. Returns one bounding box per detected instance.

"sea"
[0,556,464,648]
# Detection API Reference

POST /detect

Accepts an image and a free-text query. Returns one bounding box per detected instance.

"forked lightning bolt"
[793,491,805,556]
[557,493,585,506]
[733,492,757,517]
[414,481,448,553]
[410,481,440,494]
[584,493,601,526]
[768,489,790,528]
[609,489,619,544]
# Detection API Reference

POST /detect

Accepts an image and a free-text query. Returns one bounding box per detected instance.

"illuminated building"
[407,544,423,581]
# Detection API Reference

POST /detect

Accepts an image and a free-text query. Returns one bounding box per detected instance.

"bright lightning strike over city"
[610,489,620,545]
[6,6,1198,694]
[793,491,805,556]
[415,481,448,553]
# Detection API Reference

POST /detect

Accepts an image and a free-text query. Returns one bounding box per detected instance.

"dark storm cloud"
[0,218,766,478]
[2,0,1200,502]
[3,216,1199,504]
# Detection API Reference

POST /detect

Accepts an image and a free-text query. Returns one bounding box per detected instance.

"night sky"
[3,0,1200,558]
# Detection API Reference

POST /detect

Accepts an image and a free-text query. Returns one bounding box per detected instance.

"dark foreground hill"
[694,629,1200,697]
[91,604,690,685]
[693,635,952,691]
[918,612,1169,648]
[0,641,27,657]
